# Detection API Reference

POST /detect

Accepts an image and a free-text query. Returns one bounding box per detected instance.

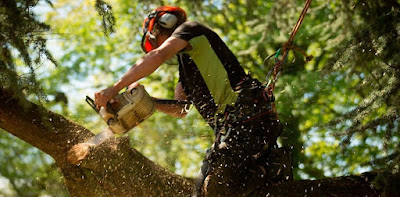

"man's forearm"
[113,50,167,92]
[155,102,188,118]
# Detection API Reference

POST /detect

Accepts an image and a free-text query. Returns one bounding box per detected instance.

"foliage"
[0,0,66,195]
[0,0,399,195]
[0,130,68,197]
[0,0,56,105]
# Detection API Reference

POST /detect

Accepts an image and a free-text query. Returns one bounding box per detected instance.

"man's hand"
[94,86,118,108]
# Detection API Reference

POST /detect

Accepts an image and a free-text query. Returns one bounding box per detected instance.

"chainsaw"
[86,84,156,135]
[83,85,191,147]
[67,85,191,164]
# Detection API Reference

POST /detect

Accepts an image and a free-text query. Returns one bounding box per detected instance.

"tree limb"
[0,87,390,196]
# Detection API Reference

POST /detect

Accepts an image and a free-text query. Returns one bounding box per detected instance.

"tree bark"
[0,88,389,196]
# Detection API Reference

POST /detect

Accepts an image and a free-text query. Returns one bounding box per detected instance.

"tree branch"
[0,87,391,196]
[0,87,193,196]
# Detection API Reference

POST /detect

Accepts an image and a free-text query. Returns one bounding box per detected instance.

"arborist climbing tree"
[92,2,312,196]
[3,0,400,196]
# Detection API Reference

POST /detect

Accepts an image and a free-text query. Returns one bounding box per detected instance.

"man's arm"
[155,82,190,118]
[94,36,189,107]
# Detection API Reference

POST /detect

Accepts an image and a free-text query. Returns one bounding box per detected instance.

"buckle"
[262,87,275,102]
[147,10,158,19]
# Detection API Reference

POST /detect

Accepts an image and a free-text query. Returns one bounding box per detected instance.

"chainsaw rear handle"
[154,99,191,105]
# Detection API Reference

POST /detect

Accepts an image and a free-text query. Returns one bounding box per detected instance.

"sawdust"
[66,128,114,164]
[67,143,91,164]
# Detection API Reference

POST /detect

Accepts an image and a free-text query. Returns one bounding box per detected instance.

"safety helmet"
[141,6,187,53]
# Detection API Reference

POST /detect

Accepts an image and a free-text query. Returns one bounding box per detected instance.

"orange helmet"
[141,6,187,53]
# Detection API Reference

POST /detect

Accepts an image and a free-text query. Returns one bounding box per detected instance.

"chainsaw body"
[87,85,155,134]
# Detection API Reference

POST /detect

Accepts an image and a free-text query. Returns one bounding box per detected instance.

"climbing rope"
[266,0,313,94]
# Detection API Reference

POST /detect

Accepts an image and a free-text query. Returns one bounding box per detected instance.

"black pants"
[193,77,284,196]
[204,115,282,196]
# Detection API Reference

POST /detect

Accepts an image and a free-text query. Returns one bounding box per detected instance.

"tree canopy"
[1,0,399,195]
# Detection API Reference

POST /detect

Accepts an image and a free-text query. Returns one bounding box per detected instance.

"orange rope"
[268,0,313,93]
[288,0,312,45]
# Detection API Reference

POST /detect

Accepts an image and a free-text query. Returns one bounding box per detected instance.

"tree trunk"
[0,88,390,196]
[0,88,193,196]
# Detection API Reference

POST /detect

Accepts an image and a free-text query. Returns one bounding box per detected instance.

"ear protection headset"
[158,12,178,29]
[141,6,187,53]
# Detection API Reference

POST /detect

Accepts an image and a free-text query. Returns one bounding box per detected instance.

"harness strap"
[239,107,275,125]
[213,90,277,145]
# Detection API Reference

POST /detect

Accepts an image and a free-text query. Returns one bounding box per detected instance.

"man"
[95,6,284,196]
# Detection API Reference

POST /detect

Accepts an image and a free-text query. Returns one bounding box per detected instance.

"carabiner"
[274,48,288,64]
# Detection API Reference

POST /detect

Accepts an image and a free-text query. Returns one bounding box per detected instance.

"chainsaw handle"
[86,95,119,116]
[85,96,99,113]
[154,99,191,105]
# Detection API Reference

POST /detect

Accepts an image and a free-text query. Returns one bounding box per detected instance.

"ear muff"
[158,13,178,29]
